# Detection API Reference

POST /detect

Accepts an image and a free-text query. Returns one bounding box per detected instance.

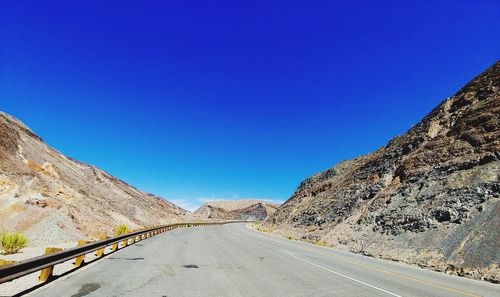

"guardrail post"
[96,236,108,258]
[39,247,64,282]
[74,240,91,267]
[122,237,128,247]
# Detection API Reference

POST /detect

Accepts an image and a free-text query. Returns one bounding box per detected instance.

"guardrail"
[0,222,230,285]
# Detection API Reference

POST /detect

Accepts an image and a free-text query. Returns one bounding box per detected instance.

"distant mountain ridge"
[266,61,500,282]
[194,199,279,221]
[0,112,191,245]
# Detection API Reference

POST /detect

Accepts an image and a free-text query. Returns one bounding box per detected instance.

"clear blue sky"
[1,1,499,211]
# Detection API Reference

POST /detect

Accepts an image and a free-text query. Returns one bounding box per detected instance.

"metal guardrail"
[0,222,231,284]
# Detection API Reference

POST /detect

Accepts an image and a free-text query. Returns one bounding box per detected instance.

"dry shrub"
[114,224,130,236]
[315,240,327,246]
[1,232,28,254]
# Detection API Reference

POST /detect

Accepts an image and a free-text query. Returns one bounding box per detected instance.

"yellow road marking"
[248,227,481,297]
[232,231,403,297]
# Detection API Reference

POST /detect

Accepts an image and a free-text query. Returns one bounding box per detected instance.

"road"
[30,223,499,297]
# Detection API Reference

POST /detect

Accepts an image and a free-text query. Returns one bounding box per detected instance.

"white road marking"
[231,231,404,297]
[280,250,404,297]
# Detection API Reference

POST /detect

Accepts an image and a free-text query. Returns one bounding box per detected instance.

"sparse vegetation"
[256,226,273,233]
[1,232,28,254]
[254,221,274,233]
[315,240,327,246]
[113,224,130,236]
[287,235,297,240]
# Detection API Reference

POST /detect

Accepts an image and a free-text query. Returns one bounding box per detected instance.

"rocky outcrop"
[0,112,191,245]
[194,200,279,221]
[266,61,500,282]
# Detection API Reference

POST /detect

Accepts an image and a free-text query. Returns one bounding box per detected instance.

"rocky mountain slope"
[194,199,279,221]
[0,112,191,245]
[266,61,499,282]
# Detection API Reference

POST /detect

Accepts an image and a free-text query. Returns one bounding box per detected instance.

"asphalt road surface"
[30,223,499,297]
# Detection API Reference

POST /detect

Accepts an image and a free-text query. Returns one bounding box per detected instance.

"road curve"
[30,223,499,297]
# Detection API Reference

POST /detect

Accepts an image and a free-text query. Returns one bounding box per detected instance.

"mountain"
[0,112,190,245]
[194,199,280,221]
[266,61,500,282]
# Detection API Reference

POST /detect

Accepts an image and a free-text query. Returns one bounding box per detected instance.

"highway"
[30,223,499,297]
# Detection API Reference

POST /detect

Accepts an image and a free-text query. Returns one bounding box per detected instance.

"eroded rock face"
[194,200,279,221]
[0,112,191,245]
[267,61,500,281]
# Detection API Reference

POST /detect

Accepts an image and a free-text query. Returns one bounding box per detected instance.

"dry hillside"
[194,199,279,221]
[266,61,500,282]
[0,112,191,245]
